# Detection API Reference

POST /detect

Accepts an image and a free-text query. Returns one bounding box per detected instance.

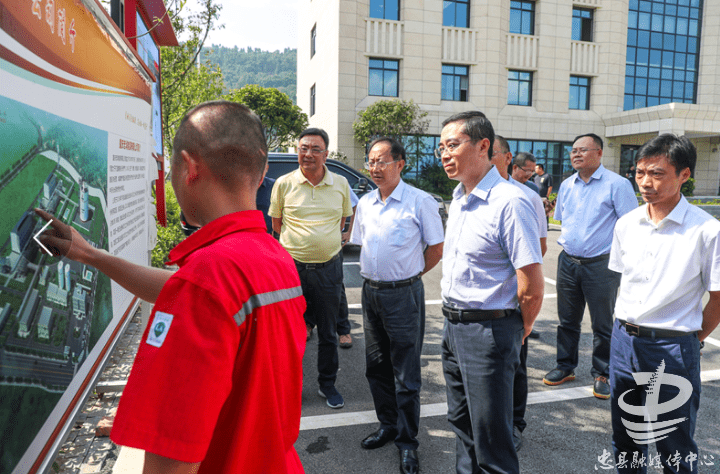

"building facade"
[298,0,720,193]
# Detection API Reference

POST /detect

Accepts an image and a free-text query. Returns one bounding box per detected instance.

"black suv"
[267,153,448,226]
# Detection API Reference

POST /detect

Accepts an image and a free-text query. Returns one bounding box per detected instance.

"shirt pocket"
[389,215,416,247]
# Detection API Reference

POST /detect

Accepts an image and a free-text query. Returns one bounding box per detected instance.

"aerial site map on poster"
[0,0,155,472]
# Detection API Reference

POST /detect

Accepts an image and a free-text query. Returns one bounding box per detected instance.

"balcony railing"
[442,27,477,63]
[365,19,403,57]
[570,40,600,75]
[506,34,539,70]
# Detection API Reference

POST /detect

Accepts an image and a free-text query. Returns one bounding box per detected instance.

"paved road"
[296,227,720,473]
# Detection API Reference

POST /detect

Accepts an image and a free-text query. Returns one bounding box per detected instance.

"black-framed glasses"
[434,139,472,159]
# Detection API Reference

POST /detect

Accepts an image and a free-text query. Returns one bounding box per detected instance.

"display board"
[0,1,155,472]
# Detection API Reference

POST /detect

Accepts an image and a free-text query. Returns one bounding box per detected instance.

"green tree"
[352,99,429,145]
[224,85,308,150]
[160,0,224,156]
[152,184,185,268]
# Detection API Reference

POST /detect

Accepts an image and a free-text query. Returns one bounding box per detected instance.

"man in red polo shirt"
[35,101,306,474]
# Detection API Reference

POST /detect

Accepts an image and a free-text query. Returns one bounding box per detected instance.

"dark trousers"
[337,283,351,336]
[610,320,700,474]
[442,311,523,474]
[363,278,425,451]
[556,250,619,378]
[513,337,528,432]
[296,255,343,389]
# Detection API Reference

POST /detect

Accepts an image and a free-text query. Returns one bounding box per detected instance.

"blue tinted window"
[569,76,590,110]
[508,70,532,106]
[370,0,399,20]
[624,0,703,110]
[444,0,470,27]
[572,8,594,41]
[369,59,399,97]
[441,65,469,101]
[510,1,535,35]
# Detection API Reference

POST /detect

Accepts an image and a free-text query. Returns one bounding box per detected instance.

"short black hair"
[637,134,696,175]
[368,137,406,162]
[495,135,510,154]
[173,100,267,188]
[573,133,604,150]
[535,163,545,171]
[442,111,495,159]
[513,152,536,168]
[299,128,329,148]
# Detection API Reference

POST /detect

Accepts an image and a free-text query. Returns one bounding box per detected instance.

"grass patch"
[0,154,56,238]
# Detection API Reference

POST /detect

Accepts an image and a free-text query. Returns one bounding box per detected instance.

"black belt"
[364,274,422,290]
[442,305,512,322]
[294,252,341,270]
[564,251,610,265]
[619,320,696,338]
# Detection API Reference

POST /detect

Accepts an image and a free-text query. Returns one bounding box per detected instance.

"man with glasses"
[512,152,540,194]
[438,111,544,474]
[351,137,444,474]
[270,128,353,409]
[543,133,637,400]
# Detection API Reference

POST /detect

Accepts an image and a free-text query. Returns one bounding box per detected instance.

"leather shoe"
[361,428,397,449]
[528,329,540,339]
[593,376,611,399]
[513,425,523,452]
[399,449,419,474]
[543,368,575,386]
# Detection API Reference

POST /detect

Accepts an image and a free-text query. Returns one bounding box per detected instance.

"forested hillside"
[202,45,297,103]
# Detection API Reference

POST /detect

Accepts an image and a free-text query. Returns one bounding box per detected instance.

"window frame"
[369,0,400,21]
[310,84,316,116]
[368,58,399,97]
[441,64,469,101]
[310,24,316,58]
[443,0,470,28]
[509,0,535,35]
[569,75,591,110]
[572,8,594,42]
[507,70,533,106]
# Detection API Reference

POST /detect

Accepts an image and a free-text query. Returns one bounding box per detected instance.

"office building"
[18,289,39,338]
[38,306,53,340]
[298,0,720,192]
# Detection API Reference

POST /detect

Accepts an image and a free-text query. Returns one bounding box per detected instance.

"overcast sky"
[186,0,298,51]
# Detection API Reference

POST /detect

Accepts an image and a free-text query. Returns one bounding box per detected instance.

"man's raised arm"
[35,208,174,303]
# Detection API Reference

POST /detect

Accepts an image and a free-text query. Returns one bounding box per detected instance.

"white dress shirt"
[350,180,444,282]
[609,196,720,331]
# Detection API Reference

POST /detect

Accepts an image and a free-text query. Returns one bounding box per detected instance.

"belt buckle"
[626,322,640,337]
[305,263,318,270]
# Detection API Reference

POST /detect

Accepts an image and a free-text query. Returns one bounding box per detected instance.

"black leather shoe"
[593,376,611,400]
[361,428,397,449]
[528,329,540,339]
[399,449,419,474]
[543,368,575,386]
[513,425,523,452]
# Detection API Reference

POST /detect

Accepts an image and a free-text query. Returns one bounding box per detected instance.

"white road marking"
[349,298,556,309]
[299,369,720,431]
[545,277,557,286]
[704,337,720,348]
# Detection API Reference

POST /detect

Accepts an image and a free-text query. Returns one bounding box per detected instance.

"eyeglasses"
[364,160,398,170]
[570,147,600,156]
[299,146,327,156]
[520,166,535,174]
[434,139,472,159]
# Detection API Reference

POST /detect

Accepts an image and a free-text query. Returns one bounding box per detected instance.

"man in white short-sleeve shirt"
[609,134,720,474]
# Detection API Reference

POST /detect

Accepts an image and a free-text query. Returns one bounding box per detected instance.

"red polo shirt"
[111,211,306,474]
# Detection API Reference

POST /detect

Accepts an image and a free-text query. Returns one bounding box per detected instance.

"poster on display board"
[0,1,156,472]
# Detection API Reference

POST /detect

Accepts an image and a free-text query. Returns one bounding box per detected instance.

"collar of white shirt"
[639,194,688,228]
[452,166,502,203]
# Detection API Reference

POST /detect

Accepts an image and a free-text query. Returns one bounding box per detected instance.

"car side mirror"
[358,178,369,193]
